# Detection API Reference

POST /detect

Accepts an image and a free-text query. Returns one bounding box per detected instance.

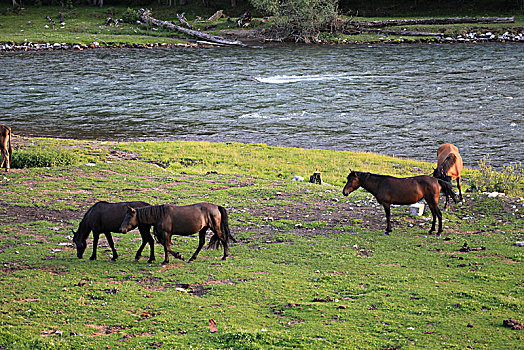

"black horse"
[73,201,155,262]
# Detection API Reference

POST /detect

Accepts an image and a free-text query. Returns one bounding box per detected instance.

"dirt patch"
[0,204,80,224]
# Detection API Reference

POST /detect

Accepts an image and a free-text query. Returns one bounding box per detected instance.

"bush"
[121,7,140,24]
[12,147,80,169]
[469,155,524,197]
[249,0,339,42]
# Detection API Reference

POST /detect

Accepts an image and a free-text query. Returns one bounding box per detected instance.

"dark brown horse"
[73,201,155,262]
[342,170,456,235]
[120,203,235,265]
[0,124,12,172]
[433,143,464,209]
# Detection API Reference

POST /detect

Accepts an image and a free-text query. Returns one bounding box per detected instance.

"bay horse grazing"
[73,201,155,262]
[120,203,235,265]
[342,170,457,235]
[0,124,12,172]
[433,143,463,209]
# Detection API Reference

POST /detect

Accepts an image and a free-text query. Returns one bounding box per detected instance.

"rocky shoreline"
[0,41,200,51]
[1,30,523,51]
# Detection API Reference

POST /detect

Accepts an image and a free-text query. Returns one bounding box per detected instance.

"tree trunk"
[139,10,247,47]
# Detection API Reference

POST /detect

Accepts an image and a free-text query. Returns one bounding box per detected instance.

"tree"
[249,0,339,42]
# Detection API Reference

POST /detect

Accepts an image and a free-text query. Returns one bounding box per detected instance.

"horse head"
[342,170,361,196]
[120,206,138,234]
[72,228,86,259]
[432,167,451,182]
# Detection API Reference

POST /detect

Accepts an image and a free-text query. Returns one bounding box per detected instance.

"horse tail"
[207,206,236,250]
[439,153,457,176]
[218,205,236,243]
[438,179,457,204]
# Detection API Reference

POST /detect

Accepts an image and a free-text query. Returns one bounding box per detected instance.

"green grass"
[116,140,438,187]
[0,6,187,46]
[0,138,522,349]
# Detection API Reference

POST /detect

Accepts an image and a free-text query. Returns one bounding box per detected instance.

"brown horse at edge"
[432,143,463,209]
[0,124,12,172]
[343,170,456,235]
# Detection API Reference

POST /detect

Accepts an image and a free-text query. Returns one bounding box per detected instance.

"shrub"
[12,147,80,169]
[121,7,140,24]
[469,155,524,197]
[249,0,339,42]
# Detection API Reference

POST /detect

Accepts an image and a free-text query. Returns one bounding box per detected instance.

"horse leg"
[436,205,443,236]
[221,232,229,261]
[426,197,443,236]
[160,231,170,265]
[89,231,100,260]
[134,239,147,262]
[188,228,207,262]
[0,149,7,171]
[217,230,228,260]
[382,203,392,235]
[443,191,450,210]
[145,228,155,263]
[104,232,118,261]
[135,226,155,263]
[457,177,463,202]
[165,234,184,261]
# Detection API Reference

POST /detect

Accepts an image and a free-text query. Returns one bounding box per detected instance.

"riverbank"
[1,6,523,51]
[1,30,523,51]
[1,136,523,349]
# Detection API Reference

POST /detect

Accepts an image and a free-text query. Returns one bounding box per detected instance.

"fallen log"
[352,16,514,28]
[208,10,224,22]
[139,9,247,47]
[177,13,193,29]
[360,28,441,37]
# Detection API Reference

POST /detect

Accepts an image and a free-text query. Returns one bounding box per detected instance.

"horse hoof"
[89,257,96,261]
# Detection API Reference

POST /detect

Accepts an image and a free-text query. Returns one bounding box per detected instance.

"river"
[1,43,522,167]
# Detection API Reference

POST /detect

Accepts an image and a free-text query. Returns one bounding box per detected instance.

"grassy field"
[1,5,523,46]
[0,137,522,349]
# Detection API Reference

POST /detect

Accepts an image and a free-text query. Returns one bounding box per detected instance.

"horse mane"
[360,172,392,180]
[76,202,107,238]
[437,153,457,175]
[136,204,166,223]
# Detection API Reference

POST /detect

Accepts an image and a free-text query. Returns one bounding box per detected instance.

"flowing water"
[1,43,522,167]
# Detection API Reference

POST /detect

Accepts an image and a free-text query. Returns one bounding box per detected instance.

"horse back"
[382,175,438,205]
[436,143,463,178]
[85,201,150,233]
[162,203,218,235]
[437,143,458,157]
